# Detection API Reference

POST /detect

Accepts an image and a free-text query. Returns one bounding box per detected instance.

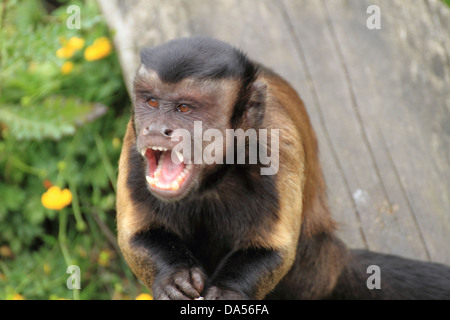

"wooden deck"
[98,0,450,265]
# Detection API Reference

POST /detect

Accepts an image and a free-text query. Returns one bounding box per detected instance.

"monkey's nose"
[143,124,173,138]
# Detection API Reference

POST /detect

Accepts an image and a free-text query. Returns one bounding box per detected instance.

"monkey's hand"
[153,266,206,300]
[204,286,248,300]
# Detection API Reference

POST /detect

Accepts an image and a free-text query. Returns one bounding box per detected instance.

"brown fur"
[118,39,450,300]
[117,66,346,299]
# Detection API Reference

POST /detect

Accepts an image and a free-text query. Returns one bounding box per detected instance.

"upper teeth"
[151,146,168,151]
[141,146,169,156]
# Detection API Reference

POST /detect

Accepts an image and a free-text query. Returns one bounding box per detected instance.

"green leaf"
[0,96,107,141]
[0,184,26,216]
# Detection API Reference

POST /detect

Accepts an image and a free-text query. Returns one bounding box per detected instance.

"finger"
[174,274,201,299]
[158,292,170,300]
[153,286,170,300]
[190,268,205,293]
[166,283,191,300]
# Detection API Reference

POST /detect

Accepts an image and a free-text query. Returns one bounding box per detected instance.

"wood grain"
[98,0,450,264]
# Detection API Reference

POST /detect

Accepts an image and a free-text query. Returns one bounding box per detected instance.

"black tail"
[329,250,450,299]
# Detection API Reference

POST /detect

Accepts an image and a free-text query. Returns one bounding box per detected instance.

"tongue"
[159,151,185,183]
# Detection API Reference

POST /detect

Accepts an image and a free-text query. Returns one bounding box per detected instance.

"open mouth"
[141,146,193,193]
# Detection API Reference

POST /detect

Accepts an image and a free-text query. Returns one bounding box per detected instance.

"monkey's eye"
[147,98,159,108]
[177,104,191,113]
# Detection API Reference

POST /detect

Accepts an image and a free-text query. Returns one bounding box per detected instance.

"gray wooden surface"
[98,0,450,265]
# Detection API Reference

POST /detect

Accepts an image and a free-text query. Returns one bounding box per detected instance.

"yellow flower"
[135,293,153,300]
[84,37,112,61]
[56,46,75,59]
[61,61,74,75]
[56,37,84,59]
[11,293,25,300]
[67,36,85,50]
[41,186,72,210]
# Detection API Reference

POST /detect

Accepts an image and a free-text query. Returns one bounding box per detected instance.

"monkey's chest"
[185,226,232,276]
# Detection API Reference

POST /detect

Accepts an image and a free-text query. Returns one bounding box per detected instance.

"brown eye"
[177,104,190,113]
[148,98,159,108]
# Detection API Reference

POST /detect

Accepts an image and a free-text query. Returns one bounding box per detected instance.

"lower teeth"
[146,166,192,191]
[146,176,181,191]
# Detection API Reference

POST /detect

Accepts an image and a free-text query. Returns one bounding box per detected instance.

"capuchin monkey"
[116,37,450,300]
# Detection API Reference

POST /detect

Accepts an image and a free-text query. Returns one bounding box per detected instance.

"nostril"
[162,128,173,137]
[143,124,173,137]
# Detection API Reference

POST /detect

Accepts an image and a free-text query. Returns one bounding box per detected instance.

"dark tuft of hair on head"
[140,37,258,84]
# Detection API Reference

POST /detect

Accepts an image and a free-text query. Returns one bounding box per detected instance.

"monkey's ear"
[245,81,267,128]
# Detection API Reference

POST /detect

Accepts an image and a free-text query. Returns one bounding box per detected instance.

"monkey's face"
[132,67,239,201]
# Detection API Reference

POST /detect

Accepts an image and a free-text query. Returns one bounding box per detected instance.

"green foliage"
[0,0,147,299]
[0,97,107,140]
[0,0,124,141]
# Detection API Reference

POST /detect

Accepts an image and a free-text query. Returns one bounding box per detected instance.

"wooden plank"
[272,1,367,248]
[426,0,450,61]
[281,0,430,260]
[322,0,450,264]
[97,0,450,263]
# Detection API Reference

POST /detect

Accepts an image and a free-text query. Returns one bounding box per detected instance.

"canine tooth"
[186,163,193,170]
[141,148,147,157]
[174,151,184,163]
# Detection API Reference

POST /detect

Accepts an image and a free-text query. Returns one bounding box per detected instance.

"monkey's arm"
[205,247,288,300]
[116,122,206,300]
[128,229,206,300]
